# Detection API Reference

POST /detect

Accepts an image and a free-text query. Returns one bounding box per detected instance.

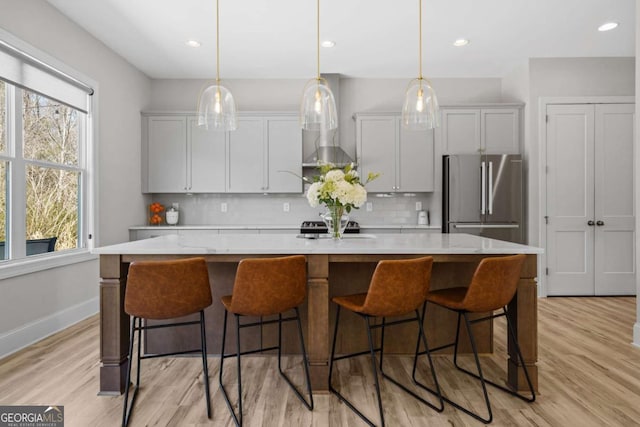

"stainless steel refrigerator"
[442,154,524,243]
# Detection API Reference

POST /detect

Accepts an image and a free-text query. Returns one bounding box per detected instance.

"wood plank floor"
[0,297,638,426]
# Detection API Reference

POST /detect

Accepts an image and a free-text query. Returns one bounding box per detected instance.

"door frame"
[538,96,634,297]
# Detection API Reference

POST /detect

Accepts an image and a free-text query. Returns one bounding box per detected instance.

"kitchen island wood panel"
[95,233,541,395]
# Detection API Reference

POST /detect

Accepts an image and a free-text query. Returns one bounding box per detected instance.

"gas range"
[300,220,360,234]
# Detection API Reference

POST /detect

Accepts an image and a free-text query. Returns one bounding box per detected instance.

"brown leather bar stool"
[219,255,313,427]
[414,254,535,424]
[329,256,444,427]
[121,257,213,427]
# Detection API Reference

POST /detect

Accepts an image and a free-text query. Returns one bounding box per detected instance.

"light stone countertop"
[128,224,441,230]
[95,232,543,255]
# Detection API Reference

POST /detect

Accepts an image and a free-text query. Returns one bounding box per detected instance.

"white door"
[546,103,635,296]
[546,104,595,295]
[593,104,636,294]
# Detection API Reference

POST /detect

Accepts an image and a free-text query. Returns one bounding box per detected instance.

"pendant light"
[300,0,338,131]
[197,0,237,131]
[402,0,439,130]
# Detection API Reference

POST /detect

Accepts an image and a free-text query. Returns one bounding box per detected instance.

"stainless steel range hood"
[303,144,353,167]
[302,74,354,167]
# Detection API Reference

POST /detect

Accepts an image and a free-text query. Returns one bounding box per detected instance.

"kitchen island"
[95,232,542,395]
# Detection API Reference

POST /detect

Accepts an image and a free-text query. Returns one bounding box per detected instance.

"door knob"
[596,220,605,226]
[587,220,595,226]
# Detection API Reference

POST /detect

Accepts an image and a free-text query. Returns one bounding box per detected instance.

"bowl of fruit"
[149,202,165,225]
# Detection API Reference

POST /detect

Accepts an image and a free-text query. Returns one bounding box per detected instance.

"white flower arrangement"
[305,163,379,213]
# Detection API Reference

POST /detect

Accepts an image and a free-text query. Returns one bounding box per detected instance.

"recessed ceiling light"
[321,40,336,48]
[453,39,470,47]
[598,22,619,32]
[185,40,201,48]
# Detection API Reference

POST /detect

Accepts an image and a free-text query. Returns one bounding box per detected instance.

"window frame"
[0,29,97,279]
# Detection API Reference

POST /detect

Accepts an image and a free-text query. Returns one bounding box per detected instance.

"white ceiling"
[46,0,635,79]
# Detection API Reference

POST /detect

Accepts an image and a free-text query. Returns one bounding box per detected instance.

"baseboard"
[0,297,99,359]
[634,322,640,348]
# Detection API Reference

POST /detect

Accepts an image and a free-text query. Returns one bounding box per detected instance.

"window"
[0,33,93,268]
[23,92,81,252]
[0,81,7,261]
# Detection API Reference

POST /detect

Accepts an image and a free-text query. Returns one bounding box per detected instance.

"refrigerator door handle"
[488,161,493,215]
[480,161,486,215]
[452,223,520,229]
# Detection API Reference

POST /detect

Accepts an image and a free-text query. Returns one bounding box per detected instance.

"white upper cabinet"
[227,118,264,193]
[143,112,302,194]
[356,113,435,193]
[144,115,187,193]
[398,123,435,192]
[442,106,521,154]
[266,118,303,193]
[188,117,226,192]
[227,116,302,193]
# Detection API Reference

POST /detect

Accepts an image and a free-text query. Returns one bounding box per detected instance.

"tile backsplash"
[149,192,441,227]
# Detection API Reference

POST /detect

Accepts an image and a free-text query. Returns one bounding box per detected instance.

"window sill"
[0,249,98,280]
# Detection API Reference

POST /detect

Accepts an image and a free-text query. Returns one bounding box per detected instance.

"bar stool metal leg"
[122,317,138,427]
[199,311,211,418]
[329,307,379,426]
[454,312,493,423]
[219,310,243,427]
[453,308,535,403]
[276,308,314,410]
[366,316,386,427]
[122,317,143,427]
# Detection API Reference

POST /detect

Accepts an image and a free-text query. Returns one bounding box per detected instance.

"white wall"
[634,0,640,348]
[0,0,151,357]
[501,61,531,238]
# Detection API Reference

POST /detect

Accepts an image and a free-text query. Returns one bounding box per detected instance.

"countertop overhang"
[94,232,543,255]
[128,224,441,230]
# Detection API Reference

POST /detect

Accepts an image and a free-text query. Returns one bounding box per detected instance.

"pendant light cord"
[216,0,220,83]
[316,0,320,80]
[418,0,423,80]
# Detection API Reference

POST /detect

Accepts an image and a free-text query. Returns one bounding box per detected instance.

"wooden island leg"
[98,255,130,395]
[507,254,539,392]
[306,255,329,392]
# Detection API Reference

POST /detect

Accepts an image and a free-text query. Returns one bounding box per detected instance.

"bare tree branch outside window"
[23,92,80,251]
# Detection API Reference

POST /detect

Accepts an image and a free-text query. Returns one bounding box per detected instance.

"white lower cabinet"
[355,113,434,193]
[143,112,302,194]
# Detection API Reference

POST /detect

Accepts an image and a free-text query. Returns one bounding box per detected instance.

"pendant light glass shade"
[300,77,338,131]
[300,0,338,131]
[197,84,237,130]
[402,78,439,130]
[196,0,237,131]
[402,0,438,130]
